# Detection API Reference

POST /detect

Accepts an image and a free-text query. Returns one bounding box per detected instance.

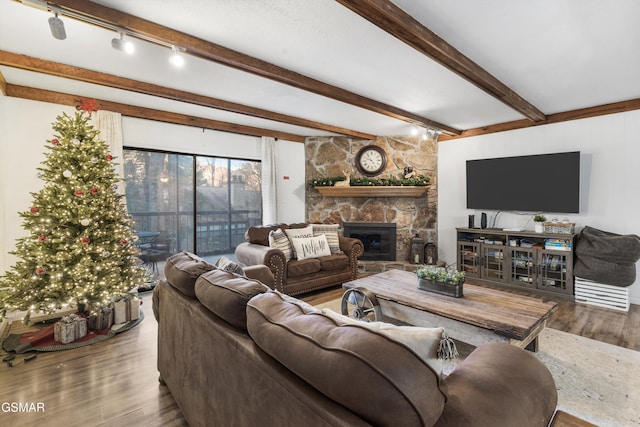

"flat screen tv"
[466,151,580,213]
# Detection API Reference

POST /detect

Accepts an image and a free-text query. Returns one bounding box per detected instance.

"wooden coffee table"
[343,269,558,352]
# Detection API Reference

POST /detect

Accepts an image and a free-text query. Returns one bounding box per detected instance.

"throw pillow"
[321,308,444,377]
[284,225,314,258]
[268,228,293,260]
[290,234,332,260]
[214,256,244,276]
[312,223,341,254]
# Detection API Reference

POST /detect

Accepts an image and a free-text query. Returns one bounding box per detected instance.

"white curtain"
[261,136,278,225]
[93,110,125,194]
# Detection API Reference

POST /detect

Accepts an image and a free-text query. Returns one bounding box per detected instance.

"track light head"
[48,13,66,40]
[111,32,134,54]
[169,46,185,67]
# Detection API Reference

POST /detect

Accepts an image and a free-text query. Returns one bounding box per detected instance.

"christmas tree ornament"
[51,139,60,145]
[102,251,111,257]
[63,170,73,178]
[80,218,91,226]
[74,189,84,197]
[38,235,47,242]
[80,237,90,244]
[35,267,46,275]
[71,138,80,145]
[30,207,40,215]
[106,154,113,161]
[91,157,98,163]
[90,187,99,194]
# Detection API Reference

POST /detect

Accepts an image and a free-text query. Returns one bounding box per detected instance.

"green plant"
[533,214,547,222]
[415,266,465,285]
[309,174,430,188]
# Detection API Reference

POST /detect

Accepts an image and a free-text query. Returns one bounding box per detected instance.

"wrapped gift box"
[113,297,140,324]
[54,314,88,344]
[88,305,113,331]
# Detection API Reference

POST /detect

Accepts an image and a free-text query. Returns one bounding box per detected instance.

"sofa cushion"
[195,269,269,331]
[312,223,341,254]
[246,291,446,427]
[290,234,331,260]
[164,251,215,298]
[246,223,288,246]
[268,228,293,260]
[287,258,322,277]
[318,254,349,271]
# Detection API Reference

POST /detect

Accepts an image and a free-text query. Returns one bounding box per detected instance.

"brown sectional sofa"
[153,252,559,427]
[234,223,364,295]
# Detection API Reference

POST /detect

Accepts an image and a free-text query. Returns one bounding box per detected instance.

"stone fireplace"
[305,135,438,263]
[343,222,397,261]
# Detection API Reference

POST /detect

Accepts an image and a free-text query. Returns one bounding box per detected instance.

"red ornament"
[38,235,47,242]
[74,189,84,197]
[30,207,40,215]
[90,187,99,195]
[77,97,99,117]
[106,154,113,161]
[120,239,128,246]
[81,237,90,244]
[35,266,46,275]
[51,138,60,145]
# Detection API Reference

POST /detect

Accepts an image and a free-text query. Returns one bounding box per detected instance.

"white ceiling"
[1,0,640,139]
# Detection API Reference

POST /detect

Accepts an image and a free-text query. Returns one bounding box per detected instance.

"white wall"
[0,96,305,273]
[438,110,640,304]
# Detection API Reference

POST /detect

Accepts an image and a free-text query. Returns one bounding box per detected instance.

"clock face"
[356,146,387,176]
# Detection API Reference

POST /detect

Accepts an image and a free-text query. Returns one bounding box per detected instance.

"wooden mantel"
[315,186,428,197]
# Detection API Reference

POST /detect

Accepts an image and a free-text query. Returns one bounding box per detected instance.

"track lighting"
[111,32,134,54]
[48,11,66,40]
[169,46,185,67]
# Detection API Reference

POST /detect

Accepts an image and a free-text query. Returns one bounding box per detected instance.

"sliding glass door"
[123,149,262,278]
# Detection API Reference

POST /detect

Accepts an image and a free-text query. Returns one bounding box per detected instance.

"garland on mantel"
[309,174,430,188]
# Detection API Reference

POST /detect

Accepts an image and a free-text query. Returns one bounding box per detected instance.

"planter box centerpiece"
[416,266,465,298]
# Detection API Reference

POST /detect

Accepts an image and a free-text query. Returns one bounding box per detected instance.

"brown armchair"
[235,223,363,295]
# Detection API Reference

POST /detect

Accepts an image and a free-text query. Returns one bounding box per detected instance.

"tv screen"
[466,151,580,213]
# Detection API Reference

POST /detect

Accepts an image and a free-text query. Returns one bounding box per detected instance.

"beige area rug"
[314,298,640,427]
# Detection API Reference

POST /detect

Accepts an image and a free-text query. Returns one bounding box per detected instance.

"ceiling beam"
[45,0,461,135]
[438,96,640,141]
[6,84,307,142]
[0,69,7,96]
[0,50,375,140]
[335,0,547,123]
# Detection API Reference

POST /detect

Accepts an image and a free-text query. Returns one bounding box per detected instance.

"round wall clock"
[355,145,387,177]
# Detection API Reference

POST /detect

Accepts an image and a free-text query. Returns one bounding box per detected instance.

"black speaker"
[480,212,487,229]
[468,214,475,228]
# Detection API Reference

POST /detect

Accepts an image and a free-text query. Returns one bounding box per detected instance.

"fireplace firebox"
[343,222,397,261]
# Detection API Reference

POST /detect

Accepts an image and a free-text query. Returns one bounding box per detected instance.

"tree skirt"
[2,312,143,353]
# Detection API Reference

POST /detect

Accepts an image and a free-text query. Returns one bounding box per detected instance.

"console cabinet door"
[537,249,573,295]
[457,241,480,278]
[481,245,506,281]
[508,247,537,289]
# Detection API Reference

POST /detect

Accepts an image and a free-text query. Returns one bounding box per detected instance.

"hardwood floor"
[0,286,637,427]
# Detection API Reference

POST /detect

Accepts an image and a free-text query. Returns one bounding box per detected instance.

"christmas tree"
[0,108,148,324]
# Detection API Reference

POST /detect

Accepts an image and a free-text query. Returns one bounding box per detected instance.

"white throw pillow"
[290,234,332,260]
[284,225,314,258]
[321,308,444,377]
[268,228,293,260]
[312,223,341,254]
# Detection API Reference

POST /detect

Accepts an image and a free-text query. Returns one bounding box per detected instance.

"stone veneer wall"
[305,135,438,263]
